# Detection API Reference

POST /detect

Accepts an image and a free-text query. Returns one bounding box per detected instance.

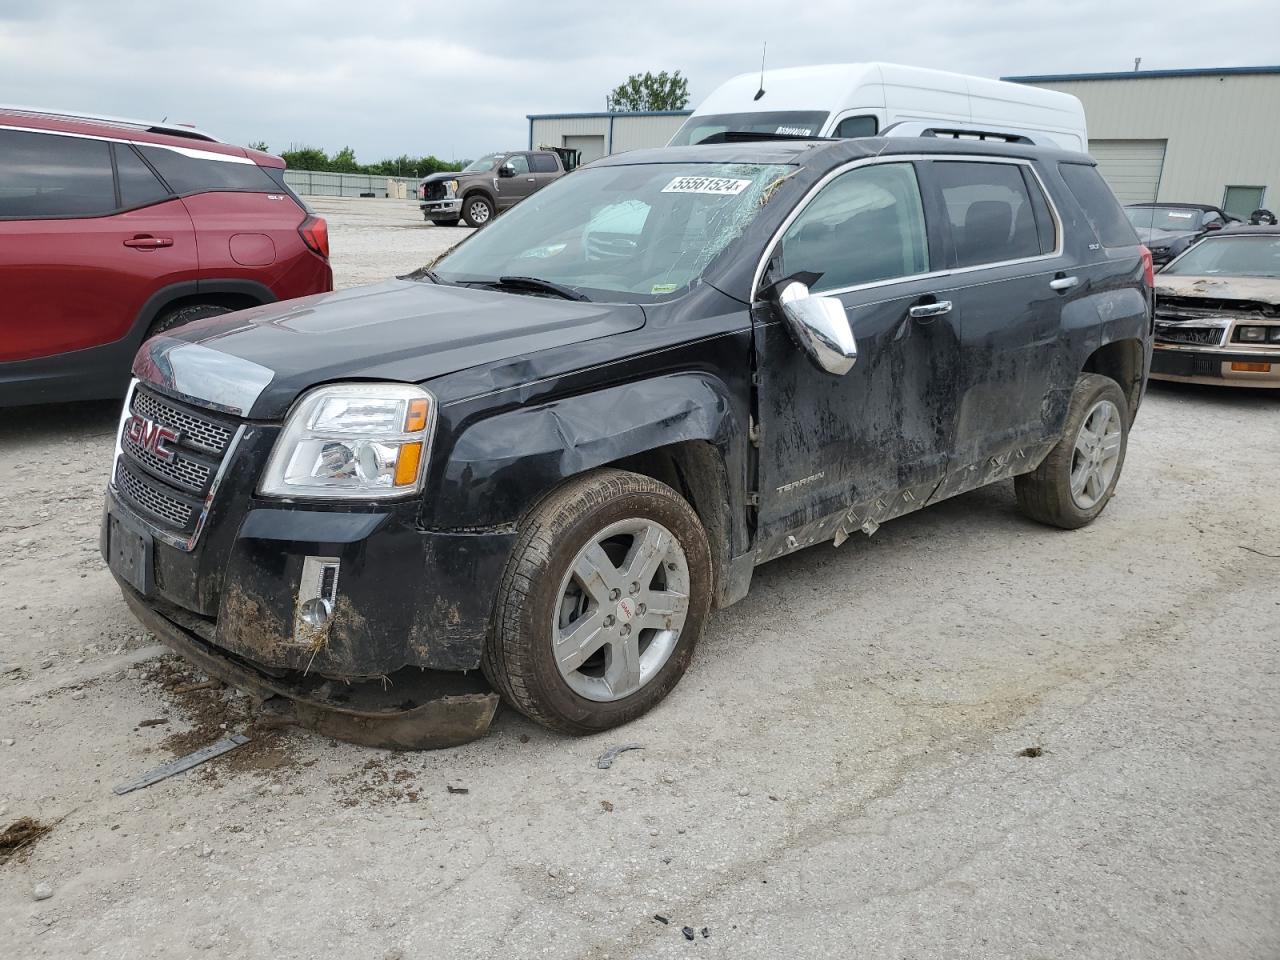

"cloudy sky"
[0,0,1271,162]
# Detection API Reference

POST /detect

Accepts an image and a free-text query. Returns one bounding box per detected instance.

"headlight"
[444,179,459,197]
[259,383,436,499]
[1236,325,1268,342]
[1270,328,1280,342]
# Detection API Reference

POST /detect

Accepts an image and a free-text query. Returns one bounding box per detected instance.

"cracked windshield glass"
[427,162,792,301]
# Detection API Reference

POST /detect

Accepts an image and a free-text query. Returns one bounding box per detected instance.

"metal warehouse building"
[1005,65,1280,216]
[527,111,691,163]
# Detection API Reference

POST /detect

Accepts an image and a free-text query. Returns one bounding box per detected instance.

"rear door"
[920,157,1075,478]
[528,152,562,194]
[754,159,961,553]
[0,129,198,363]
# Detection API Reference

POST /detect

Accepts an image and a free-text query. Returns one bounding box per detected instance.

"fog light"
[299,597,334,628]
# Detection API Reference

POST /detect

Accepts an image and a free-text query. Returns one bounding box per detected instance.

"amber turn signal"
[1231,362,1272,373]
[394,441,423,486]
[404,398,430,432]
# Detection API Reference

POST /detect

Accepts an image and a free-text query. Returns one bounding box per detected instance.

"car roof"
[591,136,1087,170]
[0,107,282,167]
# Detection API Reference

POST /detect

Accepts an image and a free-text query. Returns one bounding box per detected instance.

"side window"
[834,115,878,139]
[505,155,531,176]
[1058,162,1139,247]
[780,162,929,293]
[933,161,1046,266]
[0,129,115,218]
[137,145,280,195]
[529,153,558,173]
[114,144,172,209]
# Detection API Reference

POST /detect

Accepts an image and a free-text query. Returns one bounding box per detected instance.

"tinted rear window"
[0,129,116,218]
[530,153,559,173]
[114,144,172,209]
[1059,163,1139,247]
[933,161,1047,266]
[138,145,280,195]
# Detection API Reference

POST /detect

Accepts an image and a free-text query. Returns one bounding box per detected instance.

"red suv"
[0,107,333,406]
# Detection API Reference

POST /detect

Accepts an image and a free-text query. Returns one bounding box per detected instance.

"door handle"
[123,236,173,249]
[908,300,952,320]
[1049,275,1079,291]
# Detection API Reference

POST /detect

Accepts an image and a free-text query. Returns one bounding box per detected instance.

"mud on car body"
[102,136,1153,744]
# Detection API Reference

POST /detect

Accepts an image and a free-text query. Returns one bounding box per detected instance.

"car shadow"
[0,400,121,443]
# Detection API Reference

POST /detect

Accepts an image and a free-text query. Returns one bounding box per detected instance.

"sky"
[0,0,1274,162]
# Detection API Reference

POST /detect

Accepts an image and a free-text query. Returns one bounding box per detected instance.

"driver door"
[754,160,961,553]
[494,154,535,209]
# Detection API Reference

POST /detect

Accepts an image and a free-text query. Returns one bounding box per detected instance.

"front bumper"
[1150,344,1280,387]
[121,584,499,749]
[421,199,462,217]
[103,483,518,678]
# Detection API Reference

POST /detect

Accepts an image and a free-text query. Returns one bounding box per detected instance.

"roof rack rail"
[880,120,1038,145]
[694,131,834,145]
[0,104,223,143]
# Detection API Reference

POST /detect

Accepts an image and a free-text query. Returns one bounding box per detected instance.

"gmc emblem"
[125,414,180,462]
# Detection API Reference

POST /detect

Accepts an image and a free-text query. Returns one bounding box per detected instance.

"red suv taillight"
[1139,245,1155,287]
[299,216,329,260]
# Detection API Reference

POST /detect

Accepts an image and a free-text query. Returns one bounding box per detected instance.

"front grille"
[113,385,241,546]
[116,458,197,532]
[424,182,447,202]
[132,388,233,455]
[1155,324,1225,347]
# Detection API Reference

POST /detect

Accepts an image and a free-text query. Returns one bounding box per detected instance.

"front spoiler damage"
[121,585,499,750]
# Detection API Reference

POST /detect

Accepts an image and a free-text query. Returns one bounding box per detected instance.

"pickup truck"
[419,148,575,228]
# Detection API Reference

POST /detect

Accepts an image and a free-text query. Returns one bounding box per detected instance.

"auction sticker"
[662,176,752,195]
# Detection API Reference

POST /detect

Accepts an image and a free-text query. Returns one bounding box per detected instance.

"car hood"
[132,279,646,419]
[421,170,484,184]
[1154,274,1280,304]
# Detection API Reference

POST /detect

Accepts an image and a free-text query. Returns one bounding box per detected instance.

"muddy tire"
[147,303,233,339]
[1015,373,1130,529]
[462,194,494,228]
[482,469,713,735]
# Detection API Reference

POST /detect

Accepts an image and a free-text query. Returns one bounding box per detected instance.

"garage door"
[1088,139,1167,204]
[564,135,606,163]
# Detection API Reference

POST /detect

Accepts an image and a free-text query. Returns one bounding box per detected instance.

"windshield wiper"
[491,276,591,302]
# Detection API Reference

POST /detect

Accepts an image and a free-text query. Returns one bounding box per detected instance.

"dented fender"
[428,371,748,531]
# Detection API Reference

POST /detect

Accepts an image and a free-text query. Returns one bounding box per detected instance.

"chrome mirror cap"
[777,281,858,375]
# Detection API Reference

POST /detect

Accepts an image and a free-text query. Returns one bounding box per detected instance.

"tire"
[462,194,494,228]
[430,218,462,227]
[483,469,713,735]
[1015,373,1130,529]
[147,302,233,338]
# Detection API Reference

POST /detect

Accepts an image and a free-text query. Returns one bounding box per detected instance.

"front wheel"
[483,470,712,734]
[1015,373,1130,529]
[462,195,494,228]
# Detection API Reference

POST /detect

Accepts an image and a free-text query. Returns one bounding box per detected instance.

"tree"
[246,140,270,152]
[607,70,690,112]
[330,146,359,173]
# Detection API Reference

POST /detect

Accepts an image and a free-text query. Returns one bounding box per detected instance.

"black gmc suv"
[103,136,1153,747]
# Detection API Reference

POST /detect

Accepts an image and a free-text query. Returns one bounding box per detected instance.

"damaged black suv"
[103,135,1153,746]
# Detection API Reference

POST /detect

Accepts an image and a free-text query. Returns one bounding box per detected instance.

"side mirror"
[776,280,857,375]
[498,164,516,179]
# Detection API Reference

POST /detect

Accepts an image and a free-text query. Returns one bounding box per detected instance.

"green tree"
[246,140,270,152]
[607,70,690,112]
[280,146,331,171]
[330,146,360,173]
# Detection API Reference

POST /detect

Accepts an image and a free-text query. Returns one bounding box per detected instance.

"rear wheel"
[1015,373,1129,529]
[146,302,233,338]
[483,470,712,734]
[462,195,494,228]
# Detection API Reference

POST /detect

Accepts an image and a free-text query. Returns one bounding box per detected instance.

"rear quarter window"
[1058,163,1140,248]
[138,145,281,196]
[530,153,559,173]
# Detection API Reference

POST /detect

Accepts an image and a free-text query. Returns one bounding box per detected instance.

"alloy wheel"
[1070,398,1123,510]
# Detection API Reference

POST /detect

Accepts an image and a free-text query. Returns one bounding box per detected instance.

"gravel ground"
[1,199,1278,959]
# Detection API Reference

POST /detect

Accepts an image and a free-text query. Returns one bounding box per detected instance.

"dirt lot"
[1,198,1278,959]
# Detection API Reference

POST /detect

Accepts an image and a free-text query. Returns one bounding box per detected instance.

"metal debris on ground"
[701,927,710,938]
[445,784,469,795]
[653,915,669,925]
[596,743,644,769]
[682,926,696,941]
[136,718,169,728]
[112,734,250,795]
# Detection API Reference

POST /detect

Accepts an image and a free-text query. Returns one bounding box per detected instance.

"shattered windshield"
[426,162,792,301]
[668,111,830,146]
[1126,206,1204,233]
[461,153,502,173]
[1163,235,1280,279]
